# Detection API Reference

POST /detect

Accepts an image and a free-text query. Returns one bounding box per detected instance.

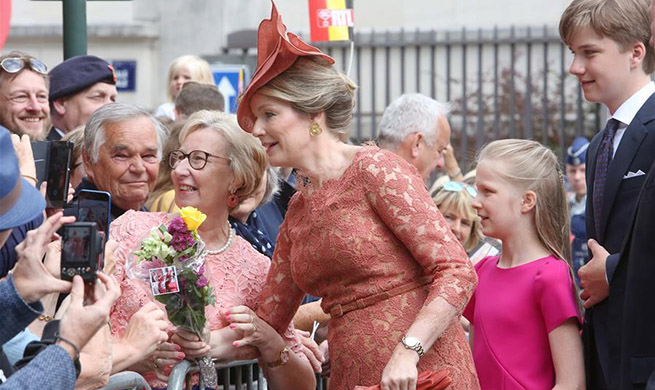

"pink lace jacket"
[109,210,302,387]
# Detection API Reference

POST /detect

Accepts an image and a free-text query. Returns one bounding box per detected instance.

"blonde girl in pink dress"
[463,139,585,389]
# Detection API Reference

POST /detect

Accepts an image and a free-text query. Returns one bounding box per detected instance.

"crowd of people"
[1,0,655,389]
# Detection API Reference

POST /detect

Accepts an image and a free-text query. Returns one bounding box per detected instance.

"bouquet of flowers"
[127,206,217,387]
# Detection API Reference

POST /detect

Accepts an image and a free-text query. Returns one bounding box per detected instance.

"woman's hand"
[225,305,286,362]
[294,329,324,373]
[150,341,185,381]
[379,344,419,390]
[121,302,169,359]
[171,327,211,359]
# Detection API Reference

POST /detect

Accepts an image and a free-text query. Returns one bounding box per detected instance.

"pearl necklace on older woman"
[200,222,235,255]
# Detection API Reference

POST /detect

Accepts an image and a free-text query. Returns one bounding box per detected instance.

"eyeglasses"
[442,181,478,198]
[0,57,48,75]
[168,150,231,170]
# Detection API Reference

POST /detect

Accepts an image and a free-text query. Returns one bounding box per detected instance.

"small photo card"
[149,266,180,296]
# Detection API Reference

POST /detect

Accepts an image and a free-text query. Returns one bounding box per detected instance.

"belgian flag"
[308,0,354,42]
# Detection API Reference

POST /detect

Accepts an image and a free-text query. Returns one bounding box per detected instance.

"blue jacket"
[0,277,76,389]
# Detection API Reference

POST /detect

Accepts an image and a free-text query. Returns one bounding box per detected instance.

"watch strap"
[266,346,290,368]
[401,336,425,358]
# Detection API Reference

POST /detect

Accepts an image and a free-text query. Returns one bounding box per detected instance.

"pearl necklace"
[200,223,235,255]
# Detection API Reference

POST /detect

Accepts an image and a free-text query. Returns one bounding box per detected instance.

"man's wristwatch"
[266,346,290,368]
[401,336,425,358]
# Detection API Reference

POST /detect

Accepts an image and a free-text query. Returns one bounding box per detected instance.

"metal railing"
[222,26,603,169]
[167,359,329,390]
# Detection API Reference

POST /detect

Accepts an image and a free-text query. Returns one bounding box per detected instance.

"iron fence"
[223,25,603,170]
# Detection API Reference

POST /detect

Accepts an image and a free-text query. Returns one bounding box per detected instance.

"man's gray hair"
[377,93,451,149]
[84,102,167,164]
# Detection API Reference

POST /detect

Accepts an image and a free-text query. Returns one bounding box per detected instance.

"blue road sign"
[211,65,249,114]
[111,60,137,92]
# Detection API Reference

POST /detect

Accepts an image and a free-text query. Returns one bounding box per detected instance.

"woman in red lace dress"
[231,4,479,390]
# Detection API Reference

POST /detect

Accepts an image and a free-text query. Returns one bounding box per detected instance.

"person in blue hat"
[566,136,590,287]
[0,126,121,388]
[47,55,117,141]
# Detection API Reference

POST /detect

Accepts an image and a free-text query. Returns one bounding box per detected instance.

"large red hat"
[236,1,334,132]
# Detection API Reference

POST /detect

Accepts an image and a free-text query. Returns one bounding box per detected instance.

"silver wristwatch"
[401,335,425,358]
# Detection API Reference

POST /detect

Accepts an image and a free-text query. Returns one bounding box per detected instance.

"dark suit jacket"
[584,93,655,386]
[606,158,655,389]
[46,127,62,141]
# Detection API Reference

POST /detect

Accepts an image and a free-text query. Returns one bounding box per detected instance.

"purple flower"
[178,255,190,263]
[196,276,208,288]
[170,230,194,251]
[168,217,187,235]
[194,264,205,276]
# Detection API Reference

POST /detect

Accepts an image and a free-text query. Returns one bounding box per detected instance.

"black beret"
[49,55,116,101]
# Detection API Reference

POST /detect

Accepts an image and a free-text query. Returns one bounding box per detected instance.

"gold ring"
[154,359,159,369]
[249,314,255,324]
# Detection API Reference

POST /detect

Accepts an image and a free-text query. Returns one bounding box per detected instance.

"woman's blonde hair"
[477,139,571,263]
[431,186,482,252]
[179,110,268,207]
[166,55,215,102]
[257,57,357,142]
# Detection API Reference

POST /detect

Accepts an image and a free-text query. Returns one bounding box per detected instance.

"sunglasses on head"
[0,57,48,75]
[442,181,477,198]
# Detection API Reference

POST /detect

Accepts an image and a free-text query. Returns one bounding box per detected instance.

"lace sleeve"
[360,151,477,312]
[255,209,306,336]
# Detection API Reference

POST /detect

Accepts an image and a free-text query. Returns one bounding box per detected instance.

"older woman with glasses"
[108,110,315,389]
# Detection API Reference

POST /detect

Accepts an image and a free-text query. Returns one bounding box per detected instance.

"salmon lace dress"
[109,210,302,388]
[256,147,480,389]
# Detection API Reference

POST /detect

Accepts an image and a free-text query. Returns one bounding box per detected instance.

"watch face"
[280,347,290,364]
[404,336,420,348]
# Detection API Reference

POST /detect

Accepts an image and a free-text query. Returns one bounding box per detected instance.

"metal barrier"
[168,359,265,390]
[99,371,152,390]
[167,359,329,390]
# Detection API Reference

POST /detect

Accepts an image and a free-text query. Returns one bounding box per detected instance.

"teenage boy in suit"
[560,0,655,387]
[605,1,655,387]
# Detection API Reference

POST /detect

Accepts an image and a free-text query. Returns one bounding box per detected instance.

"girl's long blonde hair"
[477,139,572,263]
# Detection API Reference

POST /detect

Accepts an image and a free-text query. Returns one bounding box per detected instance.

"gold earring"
[309,122,323,136]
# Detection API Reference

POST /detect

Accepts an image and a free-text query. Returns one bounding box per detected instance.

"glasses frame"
[168,149,232,171]
[0,57,48,75]
[442,181,478,198]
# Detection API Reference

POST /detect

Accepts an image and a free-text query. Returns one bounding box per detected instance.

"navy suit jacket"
[584,93,655,383]
[607,158,655,389]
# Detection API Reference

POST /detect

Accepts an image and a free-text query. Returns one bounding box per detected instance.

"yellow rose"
[179,207,207,232]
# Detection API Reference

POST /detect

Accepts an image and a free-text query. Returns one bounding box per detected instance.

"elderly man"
[77,102,166,220]
[47,55,117,141]
[0,51,50,141]
[377,93,452,180]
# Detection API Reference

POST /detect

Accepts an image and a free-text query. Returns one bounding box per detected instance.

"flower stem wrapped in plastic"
[127,206,217,387]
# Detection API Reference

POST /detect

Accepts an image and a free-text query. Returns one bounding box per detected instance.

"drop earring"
[309,122,323,136]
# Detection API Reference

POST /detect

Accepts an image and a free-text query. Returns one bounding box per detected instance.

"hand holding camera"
[13,212,75,303]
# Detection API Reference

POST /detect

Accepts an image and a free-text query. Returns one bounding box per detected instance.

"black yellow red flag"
[308,0,354,42]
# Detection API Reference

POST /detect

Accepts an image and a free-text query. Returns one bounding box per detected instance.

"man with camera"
[76,102,166,220]
[0,52,50,142]
[47,55,117,141]
[0,127,121,388]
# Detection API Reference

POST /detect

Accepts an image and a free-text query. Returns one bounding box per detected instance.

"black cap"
[49,55,117,101]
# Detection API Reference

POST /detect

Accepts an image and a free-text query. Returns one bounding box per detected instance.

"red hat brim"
[236,0,334,132]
